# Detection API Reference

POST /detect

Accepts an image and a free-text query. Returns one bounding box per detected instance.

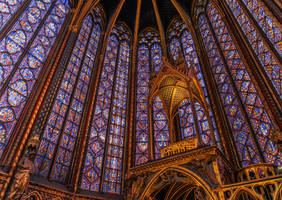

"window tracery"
[198,1,281,167]
[135,30,170,165]
[80,23,131,194]
[167,18,220,147]
[225,0,281,96]
[0,0,69,158]
[35,8,103,182]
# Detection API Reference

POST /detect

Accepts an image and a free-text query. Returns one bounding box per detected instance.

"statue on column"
[7,135,40,200]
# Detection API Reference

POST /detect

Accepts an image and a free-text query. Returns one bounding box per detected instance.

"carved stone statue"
[6,135,39,200]
[126,174,144,200]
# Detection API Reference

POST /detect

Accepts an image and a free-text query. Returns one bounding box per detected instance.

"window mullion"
[148,43,155,161]
[99,41,121,192]
[70,23,104,189]
[0,0,58,99]
[0,0,32,40]
[204,12,265,163]
[47,22,95,181]
[237,0,282,58]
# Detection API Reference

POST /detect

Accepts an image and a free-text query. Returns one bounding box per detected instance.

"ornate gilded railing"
[237,163,278,182]
[160,138,198,157]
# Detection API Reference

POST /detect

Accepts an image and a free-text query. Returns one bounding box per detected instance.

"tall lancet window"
[167,18,220,148]
[0,0,69,158]
[135,30,170,165]
[197,1,281,167]
[224,0,281,96]
[80,23,131,194]
[35,8,103,182]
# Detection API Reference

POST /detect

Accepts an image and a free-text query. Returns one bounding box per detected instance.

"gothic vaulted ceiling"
[98,0,193,32]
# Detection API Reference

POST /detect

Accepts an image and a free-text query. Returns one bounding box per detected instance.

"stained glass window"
[198,1,281,167]
[168,19,219,147]
[0,0,24,31]
[241,0,281,54]
[135,44,150,165]
[153,96,170,159]
[135,30,170,165]
[0,0,69,158]
[35,9,102,182]
[225,0,281,97]
[81,23,131,194]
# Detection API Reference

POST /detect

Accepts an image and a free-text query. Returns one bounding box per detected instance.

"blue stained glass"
[225,0,281,97]
[135,44,149,165]
[135,30,168,165]
[35,10,102,182]
[199,14,259,166]
[168,18,220,148]
[241,0,281,54]
[0,0,53,88]
[151,44,162,73]
[35,15,92,179]
[207,1,281,166]
[81,23,130,194]
[102,40,130,194]
[0,0,24,31]
[153,96,169,159]
[0,0,69,158]
[201,1,281,166]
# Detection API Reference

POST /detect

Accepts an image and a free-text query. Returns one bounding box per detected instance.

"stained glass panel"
[103,41,130,194]
[206,2,281,166]
[242,0,282,54]
[179,100,196,139]
[168,19,219,147]
[80,34,118,191]
[0,0,69,158]
[151,43,162,73]
[52,24,101,182]
[81,24,131,193]
[35,15,93,179]
[199,14,259,166]
[0,0,53,88]
[225,0,281,97]
[135,30,169,164]
[153,96,170,159]
[135,44,149,165]
[0,0,24,31]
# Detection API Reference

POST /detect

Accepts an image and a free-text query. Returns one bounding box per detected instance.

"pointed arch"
[167,16,220,147]
[22,191,43,200]
[231,188,262,200]
[135,27,170,165]
[34,5,104,182]
[80,21,131,194]
[139,166,217,200]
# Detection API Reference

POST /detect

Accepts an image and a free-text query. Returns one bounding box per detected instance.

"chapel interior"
[0,0,281,199]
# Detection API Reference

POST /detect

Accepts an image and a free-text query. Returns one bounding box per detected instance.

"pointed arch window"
[135,30,170,165]
[35,9,103,182]
[0,0,69,158]
[197,1,281,167]
[224,0,281,96]
[80,23,131,194]
[167,18,220,147]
